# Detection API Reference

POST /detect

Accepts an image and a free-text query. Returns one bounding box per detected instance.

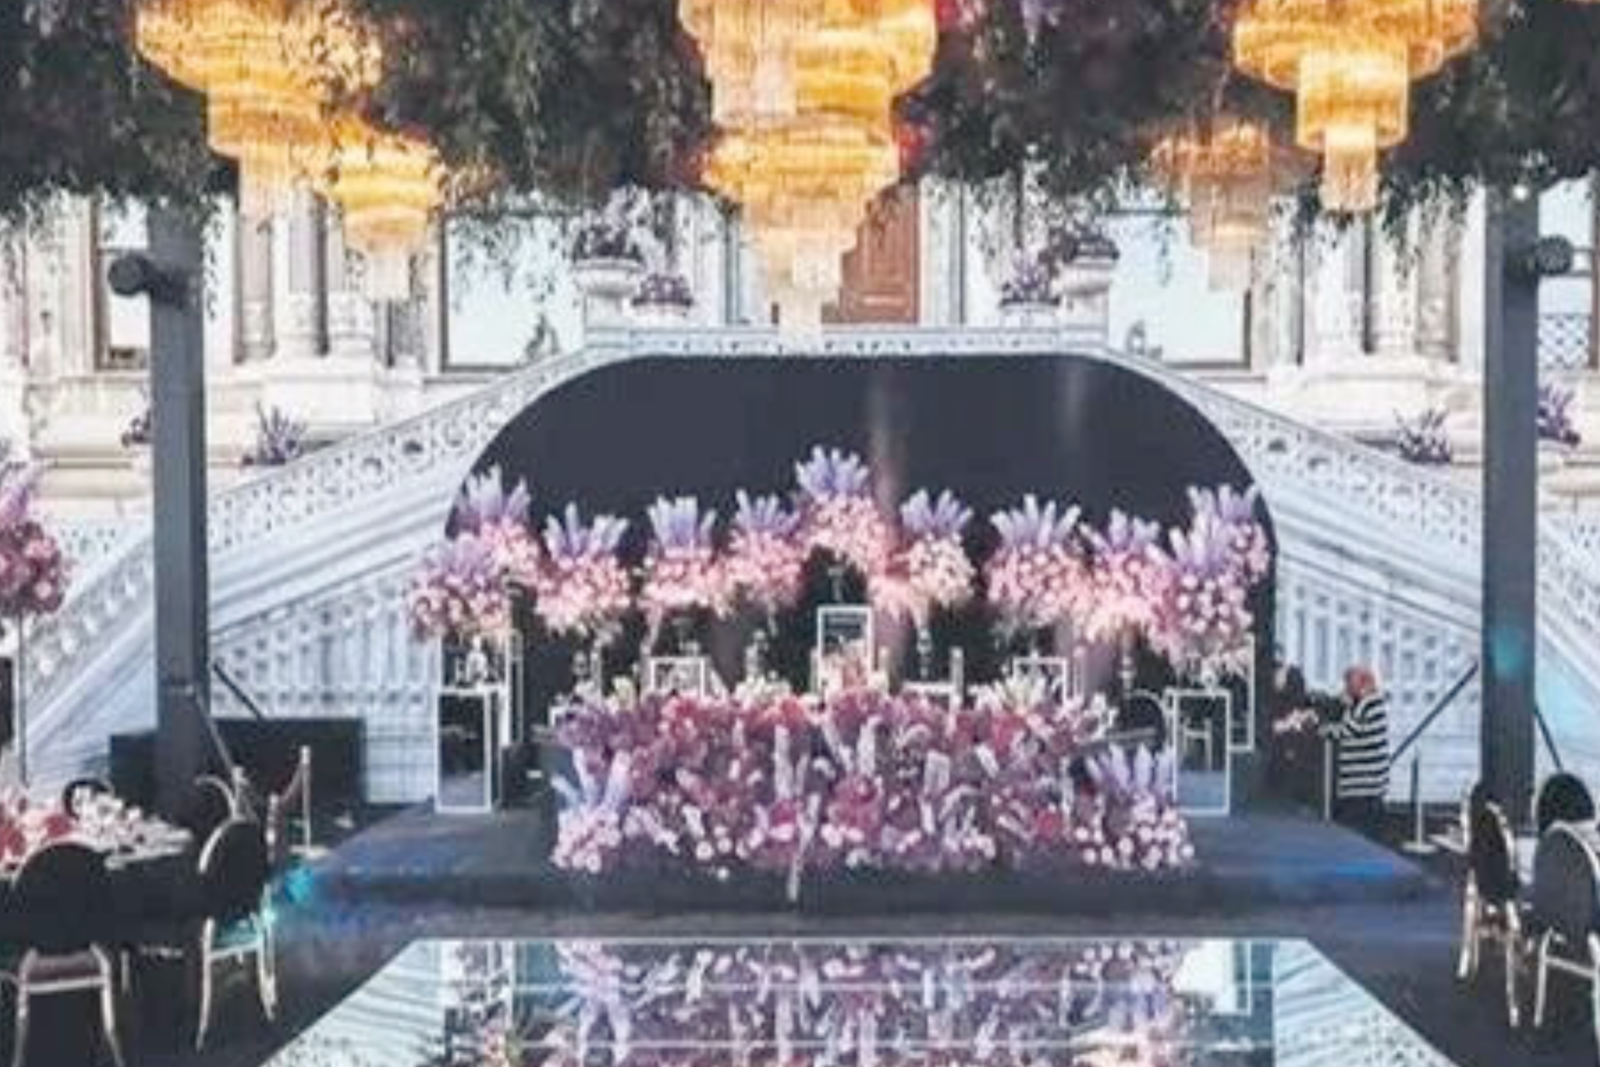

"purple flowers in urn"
[571,214,644,264]
[535,504,632,638]
[725,491,806,615]
[1395,407,1452,466]
[240,404,308,468]
[0,457,67,622]
[795,446,891,581]
[998,254,1059,308]
[639,495,725,639]
[631,270,694,309]
[1539,382,1582,448]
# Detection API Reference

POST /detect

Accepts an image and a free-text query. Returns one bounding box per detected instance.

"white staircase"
[22,328,1600,804]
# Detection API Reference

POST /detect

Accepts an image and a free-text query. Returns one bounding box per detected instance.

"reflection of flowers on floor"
[553,689,1192,894]
[525,940,1190,1067]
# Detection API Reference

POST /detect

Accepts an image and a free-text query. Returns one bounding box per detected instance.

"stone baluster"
[273,187,326,362]
[237,210,276,363]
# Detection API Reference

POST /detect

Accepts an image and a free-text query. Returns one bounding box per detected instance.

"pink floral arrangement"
[638,495,725,633]
[724,491,806,615]
[794,446,891,580]
[405,534,511,639]
[0,462,67,621]
[535,504,632,638]
[1084,509,1170,642]
[552,689,1194,894]
[1152,507,1256,678]
[986,495,1086,635]
[878,489,975,625]
[1189,484,1271,586]
[1084,745,1194,871]
[452,466,541,589]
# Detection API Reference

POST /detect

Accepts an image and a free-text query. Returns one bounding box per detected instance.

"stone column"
[273,187,326,361]
[324,217,378,365]
[1369,223,1419,359]
[237,210,275,363]
[1415,216,1460,363]
[0,230,28,447]
[918,180,967,327]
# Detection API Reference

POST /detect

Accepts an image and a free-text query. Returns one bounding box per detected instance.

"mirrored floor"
[262,938,1458,1067]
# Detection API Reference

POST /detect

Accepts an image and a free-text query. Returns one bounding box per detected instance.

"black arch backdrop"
[465,352,1278,776]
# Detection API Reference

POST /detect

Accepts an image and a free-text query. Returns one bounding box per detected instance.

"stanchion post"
[1321,738,1333,821]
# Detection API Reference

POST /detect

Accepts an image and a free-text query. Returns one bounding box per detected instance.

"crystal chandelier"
[1150,119,1282,290]
[325,117,443,300]
[1232,0,1477,213]
[686,0,936,327]
[135,0,381,218]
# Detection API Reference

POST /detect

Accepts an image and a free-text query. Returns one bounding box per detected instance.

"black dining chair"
[59,777,112,818]
[1530,823,1600,1029]
[1456,792,1525,1026]
[1535,772,1596,835]
[1,842,124,1067]
[138,817,275,1051]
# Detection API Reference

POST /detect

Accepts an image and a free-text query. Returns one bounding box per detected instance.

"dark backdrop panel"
[470,354,1275,741]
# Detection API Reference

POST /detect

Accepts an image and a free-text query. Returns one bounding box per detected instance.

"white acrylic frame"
[813,606,875,694]
[434,683,496,815]
[645,656,711,699]
[1166,687,1233,817]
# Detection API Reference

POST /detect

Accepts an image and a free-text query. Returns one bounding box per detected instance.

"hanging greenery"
[5,0,1600,220]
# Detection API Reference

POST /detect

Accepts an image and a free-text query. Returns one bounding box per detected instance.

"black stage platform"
[311,806,1432,914]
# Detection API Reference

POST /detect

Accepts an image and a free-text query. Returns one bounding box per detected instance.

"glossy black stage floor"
[312,805,1432,914]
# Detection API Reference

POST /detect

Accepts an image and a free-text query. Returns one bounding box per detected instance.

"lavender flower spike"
[901,489,972,539]
[991,495,1079,550]
[1186,484,1258,527]
[733,490,800,538]
[543,503,628,562]
[1098,509,1160,554]
[647,495,717,551]
[454,466,532,533]
[795,446,872,502]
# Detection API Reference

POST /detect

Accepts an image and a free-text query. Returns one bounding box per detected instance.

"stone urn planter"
[630,271,695,328]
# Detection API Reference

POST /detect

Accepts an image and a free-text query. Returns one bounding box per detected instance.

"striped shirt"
[1327,694,1390,798]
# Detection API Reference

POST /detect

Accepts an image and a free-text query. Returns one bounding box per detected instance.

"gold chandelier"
[1150,119,1284,290]
[686,0,936,327]
[1232,0,1477,213]
[135,0,382,218]
[325,117,444,300]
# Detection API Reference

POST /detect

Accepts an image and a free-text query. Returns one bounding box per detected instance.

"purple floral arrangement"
[452,467,541,588]
[986,495,1085,635]
[572,215,644,263]
[1188,484,1271,586]
[639,495,725,632]
[1395,407,1452,466]
[529,938,1191,1067]
[998,255,1060,308]
[405,534,510,639]
[795,446,891,579]
[535,504,632,638]
[1152,507,1257,678]
[1538,382,1582,448]
[1084,510,1168,642]
[0,459,67,621]
[552,688,1194,894]
[240,404,308,468]
[119,405,151,450]
[632,270,694,308]
[725,491,806,615]
[879,489,975,624]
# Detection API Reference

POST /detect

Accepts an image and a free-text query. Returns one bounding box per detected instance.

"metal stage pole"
[110,208,212,818]
[1480,188,1541,826]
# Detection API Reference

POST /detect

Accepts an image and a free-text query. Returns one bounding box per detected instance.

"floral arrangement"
[724,491,807,616]
[879,489,975,625]
[1152,508,1256,679]
[998,254,1060,308]
[639,495,725,637]
[119,405,151,450]
[1394,407,1452,466]
[986,495,1086,636]
[1189,484,1271,586]
[240,404,309,468]
[535,504,632,638]
[1538,382,1583,448]
[452,467,542,588]
[552,688,1194,894]
[632,270,694,308]
[404,534,511,639]
[794,447,891,580]
[1084,509,1167,642]
[571,214,644,264]
[0,460,67,621]
[1084,746,1194,871]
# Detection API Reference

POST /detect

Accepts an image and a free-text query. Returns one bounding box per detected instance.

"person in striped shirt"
[1321,666,1390,836]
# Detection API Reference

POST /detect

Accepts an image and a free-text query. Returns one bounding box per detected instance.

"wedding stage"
[311,805,1430,915]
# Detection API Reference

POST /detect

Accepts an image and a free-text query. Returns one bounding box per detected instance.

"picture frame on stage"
[1008,655,1072,706]
[645,655,711,699]
[1166,687,1232,817]
[813,605,875,696]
